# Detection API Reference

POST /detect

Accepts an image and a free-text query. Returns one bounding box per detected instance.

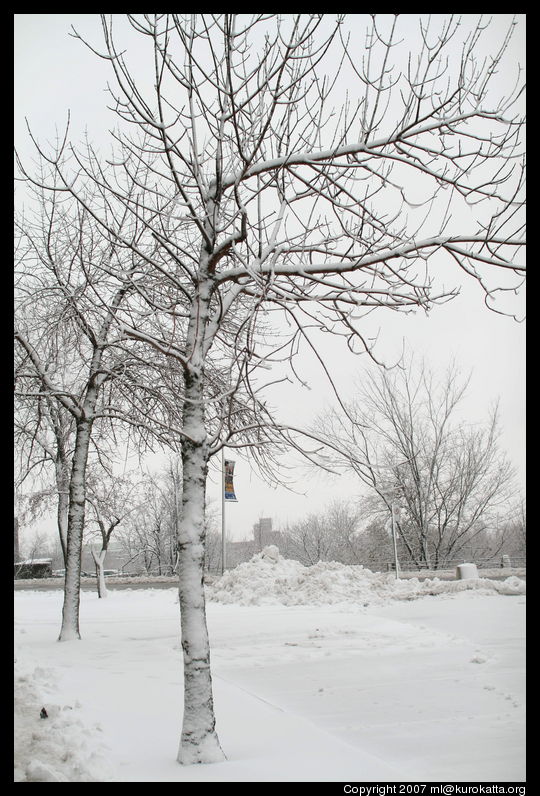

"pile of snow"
[14,656,112,783]
[207,546,526,607]
[421,574,526,597]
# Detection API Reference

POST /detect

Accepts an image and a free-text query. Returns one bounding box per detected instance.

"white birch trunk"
[176,367,225,765]
[91,547,109,598]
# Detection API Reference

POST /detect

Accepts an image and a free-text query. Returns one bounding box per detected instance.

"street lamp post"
[376,457,415,580]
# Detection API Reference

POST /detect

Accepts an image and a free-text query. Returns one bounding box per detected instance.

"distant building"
[225,540,257,569]
[14,559,53,579]
[252,517,283,552]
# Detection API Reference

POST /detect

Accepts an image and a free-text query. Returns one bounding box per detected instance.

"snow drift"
[14,558,526,782]
[207,546,526,607]
[14,658,112,783]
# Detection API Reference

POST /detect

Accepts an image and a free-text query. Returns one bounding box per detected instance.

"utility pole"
[378,459,412,579]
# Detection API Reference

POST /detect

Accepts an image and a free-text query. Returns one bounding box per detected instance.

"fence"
[207,553,526,575]
[382,555,526,572]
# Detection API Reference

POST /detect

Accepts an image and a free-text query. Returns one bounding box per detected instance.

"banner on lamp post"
[224,459,238,502]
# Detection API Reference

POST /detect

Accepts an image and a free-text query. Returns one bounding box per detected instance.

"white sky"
[14,14,525,543]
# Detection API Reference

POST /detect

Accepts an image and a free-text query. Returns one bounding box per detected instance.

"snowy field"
[14,552,526,782]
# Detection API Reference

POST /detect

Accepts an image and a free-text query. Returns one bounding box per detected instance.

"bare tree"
[356,515,397,570]
[317,359,519,568]
[15,361,76,565]
[18,530,53,562]
[282,512,336,565]
[508,498,526,559]
[84,470,143,596]
[14,185,185,640]
[485,498,526,564]
[281,500,362,564]
[116,471,178,576]
[115,462,224,575]
[326,501,365,564]
[16,13,525,764]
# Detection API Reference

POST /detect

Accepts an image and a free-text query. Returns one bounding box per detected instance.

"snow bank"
[14,656,113,783]
[207,547,526,607]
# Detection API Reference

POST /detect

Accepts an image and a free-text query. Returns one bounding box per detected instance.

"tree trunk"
[92,546,109,598]
[176,368,225,765]
[58,418,93,641]
[56,464,70,567]
[421,532,431,569]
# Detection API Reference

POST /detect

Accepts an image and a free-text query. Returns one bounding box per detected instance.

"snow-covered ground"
[14,551,526,782]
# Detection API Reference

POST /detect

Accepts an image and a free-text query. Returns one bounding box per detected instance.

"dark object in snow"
[40,707,48,719]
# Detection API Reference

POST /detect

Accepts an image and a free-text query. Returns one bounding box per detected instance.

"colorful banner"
[224,459,238,502]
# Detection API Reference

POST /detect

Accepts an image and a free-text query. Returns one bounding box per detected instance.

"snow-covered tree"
[14,395,74,566]
[16,13,525,765]
[85,471,143,597]
[281,500,362,565]
[114,465,180,577]
[316,359,520,568]
[115,462,223,575]
[14,185,185,640]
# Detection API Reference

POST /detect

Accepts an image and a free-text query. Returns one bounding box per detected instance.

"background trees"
[84,470,143,596]
[14,178,190,637]
[316,359,520,568]
[15,387,75,566]
[114,462,181,577]
[15,13,525,766]
[15,190,140,639]
[281,501,362,565]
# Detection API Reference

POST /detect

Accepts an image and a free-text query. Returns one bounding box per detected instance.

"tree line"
[18,357,525,576]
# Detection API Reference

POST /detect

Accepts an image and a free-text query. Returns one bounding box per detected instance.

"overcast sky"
[14,14,525,543]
